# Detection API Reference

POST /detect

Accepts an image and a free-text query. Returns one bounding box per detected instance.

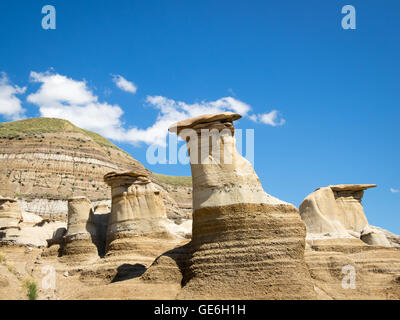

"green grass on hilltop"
[0,117,118,149]
[153,173,192,187]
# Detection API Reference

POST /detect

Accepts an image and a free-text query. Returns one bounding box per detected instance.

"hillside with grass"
[0,117,147,202]
[0,117,119,149]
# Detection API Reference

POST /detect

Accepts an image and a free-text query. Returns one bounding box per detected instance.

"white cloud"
[27,71,125,140]
[390,188,400,193]
[26,71,285,147]
[0,73,26,120]
[121,95,257,146]
[112,74,137,94]
[250,110,286,126]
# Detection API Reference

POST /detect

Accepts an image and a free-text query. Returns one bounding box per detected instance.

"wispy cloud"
[112,74,137,94]
[249,110,286,126]
[390,188,400,193]
[25,71,285,147]
[0,72,26,120]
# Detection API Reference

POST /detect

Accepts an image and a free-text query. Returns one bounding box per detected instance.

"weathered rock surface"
[305,238,400,299]
[61,197,98,260]
[0,198,22,245]
[299,184,393,245]
[104,171,172,254]
[144,112,316,299]
[300,184,400,299]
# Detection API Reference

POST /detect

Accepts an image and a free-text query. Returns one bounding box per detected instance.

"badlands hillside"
[0,114,399,300]
[0,118,191,221]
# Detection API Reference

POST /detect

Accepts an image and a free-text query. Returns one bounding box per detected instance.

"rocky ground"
[1,116,399,300]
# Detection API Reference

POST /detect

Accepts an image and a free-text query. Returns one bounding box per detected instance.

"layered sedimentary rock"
[104,171,172,257]
[305,238,400,299]
[300,185,400,299]
[0,198,22,245]
[62,197,98,258]
[144,112,316,299]
[0,118,146,211]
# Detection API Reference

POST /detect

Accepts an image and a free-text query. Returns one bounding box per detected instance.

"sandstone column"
[162,112,316,299]
[62,196,98,258]
[104,171,171,257]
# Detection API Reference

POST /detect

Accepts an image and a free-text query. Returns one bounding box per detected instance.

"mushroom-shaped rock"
[144,112,316,299]
[300,184,379,239]
[103,171,173,257]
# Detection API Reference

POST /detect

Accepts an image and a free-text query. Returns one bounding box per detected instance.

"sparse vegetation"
[153,173,192,187]
[0,117,120,150]
[23,278,38,300]
[0,252,6,264]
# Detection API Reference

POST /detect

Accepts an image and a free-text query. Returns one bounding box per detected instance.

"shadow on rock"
[111,263,147,283]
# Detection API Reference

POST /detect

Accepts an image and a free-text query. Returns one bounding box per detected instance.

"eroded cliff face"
[0,118,188,224]
[0,118,146,205]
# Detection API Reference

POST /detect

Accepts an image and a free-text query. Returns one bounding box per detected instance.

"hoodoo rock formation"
[299,184,392,244]
[62,197,98,259]
[0,198,22,245]
[144,112,317,299]
[104,171,172,257]
[300,185,400,299]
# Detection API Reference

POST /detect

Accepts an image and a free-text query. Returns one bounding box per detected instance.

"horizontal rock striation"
[144,112,316,299]
[104,171,174,257]
[0,118,146,205]
[305,238,400,299]
[300,184,400,299]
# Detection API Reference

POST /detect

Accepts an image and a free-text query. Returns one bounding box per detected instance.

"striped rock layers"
[144,112,316,299]
[0,198,21,245]
[300,185,400,299]
[103,171,172,258]
[62,197,98,259]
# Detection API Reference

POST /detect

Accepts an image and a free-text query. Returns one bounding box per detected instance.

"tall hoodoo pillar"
[104,171,170,256]
[62,196,98,258]
[165,112,316,299]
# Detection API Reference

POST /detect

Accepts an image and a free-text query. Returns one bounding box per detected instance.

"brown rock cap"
[329,184,377,191]
[104,171,150,186]
[168,112,242,134]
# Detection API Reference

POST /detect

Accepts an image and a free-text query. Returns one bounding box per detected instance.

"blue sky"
[0,1,399,233]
